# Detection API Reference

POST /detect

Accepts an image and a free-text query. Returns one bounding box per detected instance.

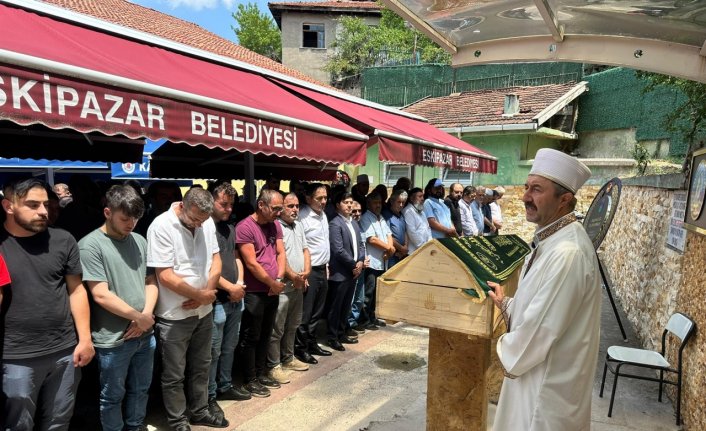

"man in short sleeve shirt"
[147,187,225,430]
[79,185,158,431]
[236,189,286,398]
[1,178,94,431]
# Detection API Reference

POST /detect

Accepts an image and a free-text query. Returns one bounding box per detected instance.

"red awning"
[274,80,497,174]
[0,4,367,165]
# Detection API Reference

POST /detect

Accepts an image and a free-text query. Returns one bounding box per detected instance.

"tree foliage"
[325,9,450,84]
[232,3,282,62]
[636,71,706,170]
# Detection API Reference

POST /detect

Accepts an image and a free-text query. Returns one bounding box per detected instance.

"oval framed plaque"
[689,159,706,221]
[583,178,622,250]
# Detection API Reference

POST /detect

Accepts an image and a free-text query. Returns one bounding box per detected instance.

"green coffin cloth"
[437,235,531,300]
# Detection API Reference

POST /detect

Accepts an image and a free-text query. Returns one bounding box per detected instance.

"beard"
[15,214,48,233]
[413,202,424,211]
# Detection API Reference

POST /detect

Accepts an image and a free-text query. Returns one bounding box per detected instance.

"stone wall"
[489,185,599,242]
[595,183,705,430]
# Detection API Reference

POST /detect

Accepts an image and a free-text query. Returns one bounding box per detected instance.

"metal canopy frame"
[382,0,706,83]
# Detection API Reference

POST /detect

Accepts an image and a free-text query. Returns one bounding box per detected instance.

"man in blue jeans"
[207,181,250,419]
[79,185,158,431]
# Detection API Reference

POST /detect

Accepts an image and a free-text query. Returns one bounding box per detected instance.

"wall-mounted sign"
[667,191,687,253]
[684,148,706,236]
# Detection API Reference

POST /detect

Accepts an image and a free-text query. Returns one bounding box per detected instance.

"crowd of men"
[0,171,506,431]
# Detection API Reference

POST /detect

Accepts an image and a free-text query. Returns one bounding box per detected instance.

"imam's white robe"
[494,221,601,431]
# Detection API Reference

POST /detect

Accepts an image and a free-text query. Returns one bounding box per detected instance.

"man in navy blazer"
[327,191,365,351]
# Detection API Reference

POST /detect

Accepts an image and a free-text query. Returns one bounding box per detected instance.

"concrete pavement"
[146,290,682,430]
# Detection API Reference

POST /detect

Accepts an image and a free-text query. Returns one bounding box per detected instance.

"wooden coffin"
[376,235,527,338]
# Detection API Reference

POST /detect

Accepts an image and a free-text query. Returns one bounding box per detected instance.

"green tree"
[636,71,706,171]
[325,9,450,84]
[232,3,281,62]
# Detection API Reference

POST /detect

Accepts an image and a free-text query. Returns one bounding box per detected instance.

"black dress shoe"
[217,385,252,401]
[351,325,366,334]
[309,343,333,356]
[374,319,387,327]
[345,328,360,338]
[244,380,271,398]
[364,322,379,330]
[295,349,318,364]
[339,335,359,344]
[190,412,229,428]
[327,339,345,351]
[174,424,191,431]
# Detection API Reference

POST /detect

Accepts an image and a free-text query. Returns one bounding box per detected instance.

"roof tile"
[403,83,579,128]
[40,0,323,84]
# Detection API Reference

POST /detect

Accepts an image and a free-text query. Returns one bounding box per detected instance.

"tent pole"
[244,152,255,206]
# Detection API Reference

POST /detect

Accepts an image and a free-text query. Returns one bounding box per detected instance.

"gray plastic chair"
[599,312,695,426]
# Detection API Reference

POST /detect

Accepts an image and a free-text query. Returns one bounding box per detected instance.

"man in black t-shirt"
[0,178,94,430]
[206,181,251,418]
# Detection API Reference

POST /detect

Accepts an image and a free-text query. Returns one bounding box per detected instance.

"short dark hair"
[208,180,236,200]
[463,186,476,197]
[409,187,423,196]
[105,185,145,219]
[305,182,326,197]
[3,178,49,201]
[366,191,382,202]
[332,191,352,206]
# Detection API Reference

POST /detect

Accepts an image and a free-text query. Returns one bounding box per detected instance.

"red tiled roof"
[269,1,382,10]
[39,0,323,85]
[403,83,580,128]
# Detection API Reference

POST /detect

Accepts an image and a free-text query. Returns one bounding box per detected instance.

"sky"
[132,0,274,42]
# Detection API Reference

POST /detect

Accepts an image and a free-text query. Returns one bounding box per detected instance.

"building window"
[384,163,412,186]
[302,24,325,48]
[441,168,474,185]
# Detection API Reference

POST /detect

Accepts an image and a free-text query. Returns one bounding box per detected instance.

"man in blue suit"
[327,191,365,352]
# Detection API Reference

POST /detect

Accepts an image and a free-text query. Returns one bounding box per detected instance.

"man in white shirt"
[459,185,480,236]
[147,188,225,430]
[295,183,332,363]
[488,149,600,431]
[402,187,432,253]
[490,186,505,233]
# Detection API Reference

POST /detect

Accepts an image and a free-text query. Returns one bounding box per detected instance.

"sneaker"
[351,325,366,334]
[217,385,252,401]
[282,358,309,371]
[269,365,291,384]
[190,411,229,428]
[207,397,224,419]
[258,374,282,388]
[244,380,271,398]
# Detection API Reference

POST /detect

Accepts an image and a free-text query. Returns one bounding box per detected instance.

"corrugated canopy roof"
[382,0,706,83]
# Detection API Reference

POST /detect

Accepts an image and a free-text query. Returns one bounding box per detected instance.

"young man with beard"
[79,185,158,431]
[1,178,94,430]
[267,193,312,384]
[487,149,600,430]
[206,181,251,419]
[236,189,286,397]
[423,178,457,239]
[402,187,432,254]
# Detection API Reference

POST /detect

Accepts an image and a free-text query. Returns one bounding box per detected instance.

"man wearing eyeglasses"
[147,187,225,430]
[236,189,286,398]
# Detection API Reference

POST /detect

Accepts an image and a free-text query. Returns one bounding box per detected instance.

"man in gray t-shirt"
[79,185,158,431]
[267,193,311,383]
